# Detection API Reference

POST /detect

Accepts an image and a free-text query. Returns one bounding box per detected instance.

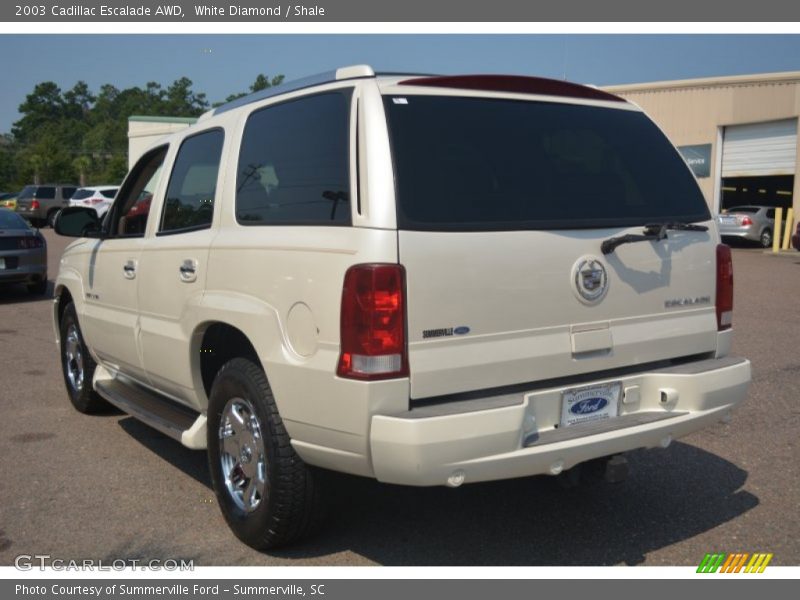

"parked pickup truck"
[52,65,751,549]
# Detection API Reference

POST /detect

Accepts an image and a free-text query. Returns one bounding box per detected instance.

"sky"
[2,34,800,133]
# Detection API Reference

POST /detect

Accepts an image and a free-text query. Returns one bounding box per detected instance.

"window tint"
[107,146,167,238]
[384,96,711,231]
[766,208,776,219]
[18,186,35,200]
[236,91,352,226]
[160,130,224,233]
[37,187,55,200]
[61,187,77,199]
[0,209,28,229]
[100,188,118,199]
[71,189,94,200]
[727,206,759,213]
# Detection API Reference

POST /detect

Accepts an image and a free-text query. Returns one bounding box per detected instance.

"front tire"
[207,358,322,549]
[59,302,106,413]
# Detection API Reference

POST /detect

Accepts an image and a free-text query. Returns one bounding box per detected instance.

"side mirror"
[54,207,103,238]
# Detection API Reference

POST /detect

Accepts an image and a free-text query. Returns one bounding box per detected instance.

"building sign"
[678,144,712,178]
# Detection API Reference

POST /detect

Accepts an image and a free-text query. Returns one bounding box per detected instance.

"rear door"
[383,93,719,399]
[137,128,225,405]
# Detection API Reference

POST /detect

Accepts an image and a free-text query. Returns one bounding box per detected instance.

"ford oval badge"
[570,397,608,415]
[454,326,470,335]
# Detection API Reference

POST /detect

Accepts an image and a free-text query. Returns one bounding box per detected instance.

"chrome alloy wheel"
[218,397,267,513]
[64,324,85,392]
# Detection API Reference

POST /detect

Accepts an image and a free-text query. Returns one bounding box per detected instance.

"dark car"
[792,221,800,251]
[15,184,78,228]
[0,208,48,295]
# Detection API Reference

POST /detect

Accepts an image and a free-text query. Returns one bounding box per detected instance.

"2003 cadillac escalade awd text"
[52,65,751,549]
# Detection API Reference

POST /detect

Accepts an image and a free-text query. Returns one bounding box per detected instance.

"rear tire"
[27,279,48,295]
[207,358,323,549]
[760,229,773,248]
[59,302,106,413]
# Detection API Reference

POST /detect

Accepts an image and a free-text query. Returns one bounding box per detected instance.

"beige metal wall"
[604,72,800,218]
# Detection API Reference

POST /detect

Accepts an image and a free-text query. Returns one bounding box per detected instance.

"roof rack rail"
[213,65,375,116]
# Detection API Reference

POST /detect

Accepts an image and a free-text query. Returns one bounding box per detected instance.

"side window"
[37,187,56,200]
[61,187,77,200]
[107,146,167,238]
[766,208,775,219]
[236,90,352,226]
[160,129,224,234]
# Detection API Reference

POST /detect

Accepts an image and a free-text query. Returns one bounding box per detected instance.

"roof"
[128,115,198,124]
[604,70,800,94]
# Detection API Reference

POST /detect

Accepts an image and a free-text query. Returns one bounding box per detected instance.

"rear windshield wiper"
[601,222,709,255]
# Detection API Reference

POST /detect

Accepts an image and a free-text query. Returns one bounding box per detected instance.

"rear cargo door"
[384,93,719,399]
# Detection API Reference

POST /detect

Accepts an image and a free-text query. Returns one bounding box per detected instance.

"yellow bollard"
[781,207,794,251]
[772,207,783,253]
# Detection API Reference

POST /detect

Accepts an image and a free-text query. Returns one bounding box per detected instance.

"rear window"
[0,209,29,229]
[726,206,759,213]
[100,188,118,199]
[17,186,36,200]
[71,189,94,200]
[383,96,711,231]
[61,187,77,199]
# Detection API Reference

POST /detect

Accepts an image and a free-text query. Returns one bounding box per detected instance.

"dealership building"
[129,70,800,226]
[604,71,800,220]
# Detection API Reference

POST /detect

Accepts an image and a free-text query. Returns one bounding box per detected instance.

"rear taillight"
[31,200,40,210]
[716,244,733,331]
[337,264,408,380]
[18,237,44,249]
[87,198,103,204]
[739,216,753,226]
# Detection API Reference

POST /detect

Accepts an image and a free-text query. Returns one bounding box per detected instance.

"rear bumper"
[719,226,759,242]
[0,250,47,284]
[370,356,750,486]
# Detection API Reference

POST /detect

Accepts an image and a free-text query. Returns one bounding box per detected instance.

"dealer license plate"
[718,215,737,225]
[560,382,621,428]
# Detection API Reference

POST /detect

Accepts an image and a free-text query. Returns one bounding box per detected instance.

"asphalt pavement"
[0,230,798,566]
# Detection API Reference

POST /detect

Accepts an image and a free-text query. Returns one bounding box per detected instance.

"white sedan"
[68,186,120,218]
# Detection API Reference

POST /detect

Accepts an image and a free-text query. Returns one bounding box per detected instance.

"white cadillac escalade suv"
[52,65,751,549]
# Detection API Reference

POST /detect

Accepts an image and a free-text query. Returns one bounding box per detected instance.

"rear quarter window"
[235,90,353,226]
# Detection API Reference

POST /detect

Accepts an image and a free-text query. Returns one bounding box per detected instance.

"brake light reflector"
[740,216,753,226]
[337,264,408,380]
[716,244,733,331]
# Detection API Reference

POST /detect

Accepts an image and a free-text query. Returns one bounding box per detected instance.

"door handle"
[179,259,198,283]
[123,260,137,280]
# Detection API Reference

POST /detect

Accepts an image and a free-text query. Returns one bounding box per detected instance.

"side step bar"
[95,378,202,445]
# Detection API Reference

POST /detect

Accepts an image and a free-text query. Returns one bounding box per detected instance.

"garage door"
[721,119,798,178]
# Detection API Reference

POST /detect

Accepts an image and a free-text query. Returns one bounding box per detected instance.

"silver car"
[717,205,776,248]
[0,208,48,295]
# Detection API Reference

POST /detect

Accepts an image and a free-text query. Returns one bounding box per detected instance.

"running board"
[524,411,688,447]
[95,378,206,448]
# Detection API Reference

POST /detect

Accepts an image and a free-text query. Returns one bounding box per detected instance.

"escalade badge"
[572,256,609,303]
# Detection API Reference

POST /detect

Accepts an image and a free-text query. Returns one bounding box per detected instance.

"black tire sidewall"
[59,303,98,412]
[207,359,285,547]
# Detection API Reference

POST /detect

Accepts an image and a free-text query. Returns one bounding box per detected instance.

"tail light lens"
[337,264,408,380]
[87,198,103,204]
[739,216,753,226]
[716,244,733,331]
[31,200,40,210]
